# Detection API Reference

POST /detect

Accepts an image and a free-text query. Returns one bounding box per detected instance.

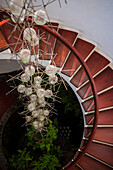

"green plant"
[36,123,62,169]
[54,118,59,126]
[9,148,33,169]
[58,85,82,117]
[9,122,62,170]
[26,122,58,152]
[26,127,41,150]
[40,122,58,152]
[32,153,61,170]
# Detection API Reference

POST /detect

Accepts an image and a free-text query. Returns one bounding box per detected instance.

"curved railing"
[38,23,99,170]
[0,10,99,169]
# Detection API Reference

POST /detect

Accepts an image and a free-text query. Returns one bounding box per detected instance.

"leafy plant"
[26,122,58,152]
[9,148,33,169]
[40,122,58,152]
[26,127,41,150]
[58,85,82,117]
[9,122,62,170]
[32,153,61,170]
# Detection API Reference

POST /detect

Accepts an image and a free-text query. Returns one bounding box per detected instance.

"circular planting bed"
[2,81,84,170]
